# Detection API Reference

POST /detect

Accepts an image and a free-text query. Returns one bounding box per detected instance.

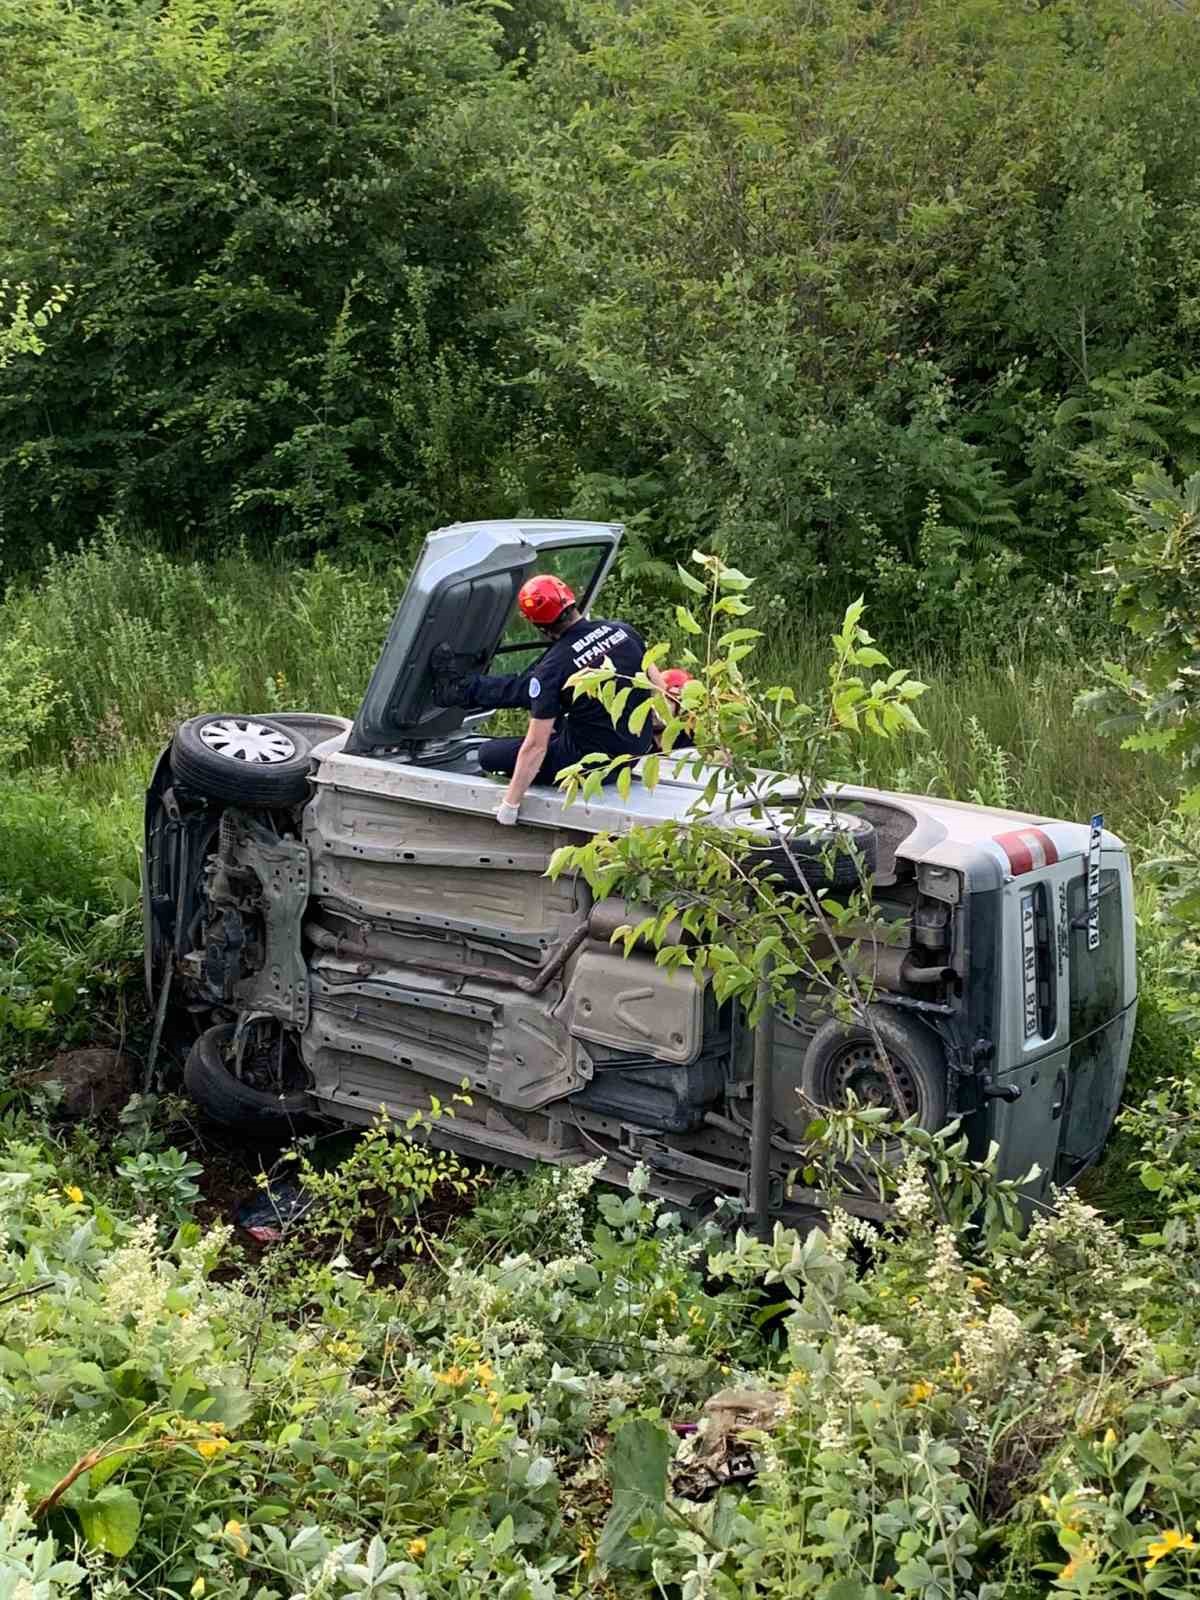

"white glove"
[495,800,520,827]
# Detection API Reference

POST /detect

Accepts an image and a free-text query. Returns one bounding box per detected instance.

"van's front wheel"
[184,1022,311,1130]
[171,714,313,807]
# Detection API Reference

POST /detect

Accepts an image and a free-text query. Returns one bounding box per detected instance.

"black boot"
[429,642,471,706]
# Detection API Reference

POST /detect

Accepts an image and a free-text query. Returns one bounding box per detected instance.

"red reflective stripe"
[993,828,1059,876]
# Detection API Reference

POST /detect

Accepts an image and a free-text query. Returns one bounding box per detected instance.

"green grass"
[755,617,1170,844]
[2,530,405,764]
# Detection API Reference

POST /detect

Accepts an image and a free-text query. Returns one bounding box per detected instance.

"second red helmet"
[518,573,575,626]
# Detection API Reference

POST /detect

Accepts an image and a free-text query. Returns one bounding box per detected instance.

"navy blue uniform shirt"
[528,616,653,758]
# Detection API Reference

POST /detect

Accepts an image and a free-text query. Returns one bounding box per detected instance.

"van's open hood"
[347,519,623,753]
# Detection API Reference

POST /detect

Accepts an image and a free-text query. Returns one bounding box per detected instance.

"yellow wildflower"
[196,1437,230,1460]
[1147,1529,1196,1569]
[1102,1428,1118,1448]
[474,1361,495,1385]
[407,1538,427,1560]
[190,1580,206,1598]
[1059,1542,1094,1582]
[967,1276,988,1295]
[223,1521,249,1558]
[904,1381,936,1406]
[64,1186,84,1205]
[435,1364,470,1388]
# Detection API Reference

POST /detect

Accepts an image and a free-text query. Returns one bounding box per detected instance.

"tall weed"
[755,618,1168,837]
[2,529,402,762]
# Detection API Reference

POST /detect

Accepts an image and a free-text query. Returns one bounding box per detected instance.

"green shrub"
[0,533,403,760]
[517,0,1200,595]
[0,0,530,571]
[0,617,60,760]
[0,771,140,1053]
[0,781,131,910]
[1125,982,1195,1102]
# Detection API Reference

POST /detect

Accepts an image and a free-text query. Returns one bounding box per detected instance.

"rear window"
[1067,868,1124,1036]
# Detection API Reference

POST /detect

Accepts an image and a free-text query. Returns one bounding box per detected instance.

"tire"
[730,804,877,891]
[184,1023,312,1130]
[800,1007,947,1133]
[171,713,313,808]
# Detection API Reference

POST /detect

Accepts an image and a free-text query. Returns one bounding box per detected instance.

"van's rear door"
[1057,851,1137,1178]
[988,844,1137,1193]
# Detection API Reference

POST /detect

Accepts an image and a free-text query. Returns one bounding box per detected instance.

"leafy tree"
[551,551,927,1133]
[1085,468,1200,1008]
[0,0,530,571]
[0,282,69,370]
[513,0,1200,602]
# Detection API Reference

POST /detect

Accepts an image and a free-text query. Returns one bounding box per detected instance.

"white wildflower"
[817,1407,850,1452]
[926,1227,962,1299]
[893,1156,932,1225]
[958,1304,1024,1385]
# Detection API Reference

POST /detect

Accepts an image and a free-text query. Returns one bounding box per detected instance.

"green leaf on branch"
[676,563,708,597]
[597,1419,671,1570]
[77,1485,141,1557]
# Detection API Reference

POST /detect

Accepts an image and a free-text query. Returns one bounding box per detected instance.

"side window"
[490,542,612,670]
[1067,869,1123,1036]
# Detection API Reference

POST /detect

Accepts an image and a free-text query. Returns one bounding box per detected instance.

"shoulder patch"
[529,676,542,699]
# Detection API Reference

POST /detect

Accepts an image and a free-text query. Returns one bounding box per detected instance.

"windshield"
[488,541,614,672]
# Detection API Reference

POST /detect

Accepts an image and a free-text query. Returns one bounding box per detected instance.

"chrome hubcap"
[198,718,296,765]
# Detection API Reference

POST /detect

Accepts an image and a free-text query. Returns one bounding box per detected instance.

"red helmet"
[518,573,575,626]
[662,668,693,694]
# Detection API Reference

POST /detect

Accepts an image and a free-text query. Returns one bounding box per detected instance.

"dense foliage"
[4,0,1200,607]
[4,1086,1200,1598]
[0,0,524,565]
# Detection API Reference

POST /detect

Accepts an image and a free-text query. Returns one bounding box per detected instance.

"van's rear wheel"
[801,1008,947,1133]
[171,714,313,807]
[184,1022,311,1129]
[727,804,878,892]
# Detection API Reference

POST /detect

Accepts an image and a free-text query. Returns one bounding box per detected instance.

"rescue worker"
[432,574,667,825]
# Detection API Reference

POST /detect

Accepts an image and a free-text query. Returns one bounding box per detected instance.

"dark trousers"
[463,669,537,712]
[477,732,581,784]
[466,671,632,787]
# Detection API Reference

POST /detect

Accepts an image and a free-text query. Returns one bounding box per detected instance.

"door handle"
[1051,1070,1067,1120]
[981,1082,1021,1102]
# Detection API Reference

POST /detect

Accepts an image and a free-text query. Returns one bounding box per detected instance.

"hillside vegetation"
[5,1,1200,1596]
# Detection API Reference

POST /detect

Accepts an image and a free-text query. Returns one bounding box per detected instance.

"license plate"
[1087,814,1103,951]
[1021,889,1038,1038]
